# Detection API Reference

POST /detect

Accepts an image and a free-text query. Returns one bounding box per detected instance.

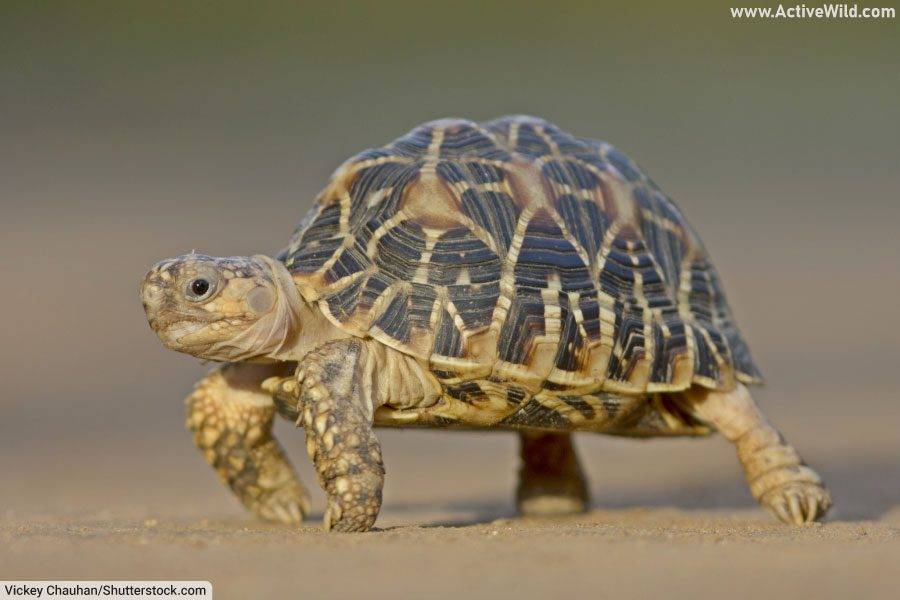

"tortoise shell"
[280,116,761,395]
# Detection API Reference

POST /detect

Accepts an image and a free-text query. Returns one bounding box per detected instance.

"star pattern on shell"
[279,116,762,396]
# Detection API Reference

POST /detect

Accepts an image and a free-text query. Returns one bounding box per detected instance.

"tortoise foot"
[518,487,588,517]
[323,472,382,532]
[516,432,589,517]
[252,481,311,525]
[759,475,832,525]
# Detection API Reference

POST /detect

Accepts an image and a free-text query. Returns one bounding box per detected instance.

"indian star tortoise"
[141,116,831,531]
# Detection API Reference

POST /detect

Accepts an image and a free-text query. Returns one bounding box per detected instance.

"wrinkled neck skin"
[217,255,348,363]
[238,259,442,411]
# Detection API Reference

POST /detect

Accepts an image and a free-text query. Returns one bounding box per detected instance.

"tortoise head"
[140,253,303,362]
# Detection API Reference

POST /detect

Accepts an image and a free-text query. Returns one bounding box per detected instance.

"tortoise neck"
[260,256,352,362]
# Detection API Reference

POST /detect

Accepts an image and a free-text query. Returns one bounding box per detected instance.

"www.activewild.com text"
[731,3,896,19]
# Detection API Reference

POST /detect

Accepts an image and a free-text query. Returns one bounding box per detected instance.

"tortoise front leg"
[516,431,589,517]
[186,363,311,524]
[295,339,385,532]
[681,383,832,524]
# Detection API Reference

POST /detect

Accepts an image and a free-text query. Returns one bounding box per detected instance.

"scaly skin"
[186,363,311,524]
[143,252,834,530]
[682,383,831,524]
[517,431,589,517]
[295,339,385,532]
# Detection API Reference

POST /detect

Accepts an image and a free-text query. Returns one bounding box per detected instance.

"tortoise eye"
[186,277,216,301]
[192,279,210,295]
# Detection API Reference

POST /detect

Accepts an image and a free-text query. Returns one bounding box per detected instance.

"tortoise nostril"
[140,277,166,314]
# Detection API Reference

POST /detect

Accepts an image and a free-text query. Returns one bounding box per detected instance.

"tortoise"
[140,116,831,531]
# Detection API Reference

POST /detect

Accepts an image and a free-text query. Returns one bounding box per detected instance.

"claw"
[255,495,306,524]
[287,501,303,524]
[762,481,831,525]
[788,493,803,524]
[257,505,275,521]
[772,499,792,524]
[323,500,343,532]
[272,503,292,524]
[299,494,312,516]
[806,495,819,523]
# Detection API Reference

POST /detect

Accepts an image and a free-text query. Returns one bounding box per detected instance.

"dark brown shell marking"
[279,116,761,395]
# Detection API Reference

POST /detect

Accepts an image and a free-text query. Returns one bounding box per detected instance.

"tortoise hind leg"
[680,383,831,524]
[516,431,589,517]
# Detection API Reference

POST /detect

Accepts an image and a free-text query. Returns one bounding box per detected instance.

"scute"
[279,116,762,394]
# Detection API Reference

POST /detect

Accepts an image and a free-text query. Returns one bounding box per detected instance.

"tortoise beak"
[140,269,169,331]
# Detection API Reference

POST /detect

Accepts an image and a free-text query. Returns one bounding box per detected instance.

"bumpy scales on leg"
[682,384,831,524]
[186,363,311,524]
[517,431,589,517]
[295,339,385,532]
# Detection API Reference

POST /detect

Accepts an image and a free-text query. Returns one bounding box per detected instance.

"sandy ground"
[2,409,898,599]
[3,511,898,599]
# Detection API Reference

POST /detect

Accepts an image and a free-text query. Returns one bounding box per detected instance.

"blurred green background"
[1,1,898,524]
